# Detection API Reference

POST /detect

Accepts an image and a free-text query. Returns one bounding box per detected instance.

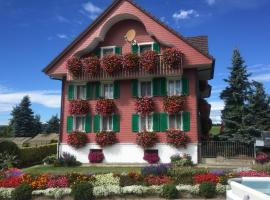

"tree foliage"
[44,114,60,134]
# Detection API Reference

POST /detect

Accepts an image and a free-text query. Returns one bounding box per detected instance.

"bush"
[161,184,178,199]
[0,141,20,156]
[54,152,81,167]
[42,154,57,165]
[19,144,57,167]
[11,183,32,200]
[119,172,143,187]
[72,182,94,200]
[199,182,216,198]
[170,153,193,167]
[253,163,270,174]
[141,164,169,176]
[0,152,18,170]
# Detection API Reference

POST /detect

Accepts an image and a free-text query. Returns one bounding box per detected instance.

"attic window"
[138,42,153,54]
[101,46,116,58]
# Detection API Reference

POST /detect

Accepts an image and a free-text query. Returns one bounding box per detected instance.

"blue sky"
[0,0,270,125]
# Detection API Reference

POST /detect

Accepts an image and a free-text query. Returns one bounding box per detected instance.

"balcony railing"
[67,55,183,81]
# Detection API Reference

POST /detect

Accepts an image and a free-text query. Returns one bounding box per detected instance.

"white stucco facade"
[59,143,198,164]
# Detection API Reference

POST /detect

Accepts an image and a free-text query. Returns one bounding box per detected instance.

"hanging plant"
[101,55,122,75]
[136,132,159,148]
[162,48,183,68]
[166,130,189,148]
[69,100,89,115]
[122,53,139,71]
[67,57,82,77]
[67,132,88,148]
[96,132,118,147]
[81,56,100,76]
[135,97,155,116]
[95,99,115,115]
[88,150,104,163]
[163,96,186,114]
[139,50,158,72]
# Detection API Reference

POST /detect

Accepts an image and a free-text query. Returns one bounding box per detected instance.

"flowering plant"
[122,53,139,71]
[96,99,115,115]
[163,96,185,114]
[88,150,104,163]
[141,164,170,176]
[238,170,270,177]
[144,175,173,185]
[101,55,122,75]
[136,132,158,148]
[135,97,154,116]
[4,168,24,178]
[170,153,193,166]
[67,132,88,148]
[82,56,100,76]
[69,100,89,115]
[193,173,219,184]
[46,176,69,188]
[0,176,22,187]
[67,57,82,77]
[166,130,189,148]
[139,50,158,72]
[162,48,183,68]
[96,132,117,147]
[30,174,50,189]
[143,151,160,164]
[256,152,269,164]
[67,173,95,186]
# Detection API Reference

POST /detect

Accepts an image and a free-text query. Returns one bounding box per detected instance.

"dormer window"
[101,46,116,57]
[138,42,154,54]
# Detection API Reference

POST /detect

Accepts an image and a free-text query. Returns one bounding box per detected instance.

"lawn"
[22,165,141,175]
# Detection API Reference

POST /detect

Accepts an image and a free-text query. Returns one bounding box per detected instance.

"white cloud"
[56,34,68,39]
[56,15,70,23]
[173,9,199,20]
[208,101,224,124]
[209,100,224,111]
[250,73,270,82]
[82,2,102,20]
[248,64,270,73]
[206,0,216,6]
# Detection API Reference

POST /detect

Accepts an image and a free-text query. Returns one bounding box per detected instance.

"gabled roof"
[43,0,213,74]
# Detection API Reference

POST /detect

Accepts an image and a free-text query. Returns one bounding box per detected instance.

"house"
[43,0,214,164]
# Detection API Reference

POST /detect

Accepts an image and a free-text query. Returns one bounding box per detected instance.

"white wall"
[59,143,198,164]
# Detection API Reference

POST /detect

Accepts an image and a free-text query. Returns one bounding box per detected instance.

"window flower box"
[136,131,158,148]
[101,55,122,75]
[95,99,115,115]
[139,50,158,72]
[135,97,155,116]
[69,100,89,115]
[162,48,183,68]
[67,57,82,77]
[167,130,189,148]
[96,132,118,147]
[163,96,186,114]
[81,56,100,76]
[88,150,104,163]
[67,132,88,148]
[122,53,139,71]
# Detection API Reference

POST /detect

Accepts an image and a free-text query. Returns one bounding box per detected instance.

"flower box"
[101,55,122,75]
[163,96,185,114]
[88,149,104,163]
[67,57,82,77]
[95,99,115,115]
[67,132,88,148]
[162,48,183,68]
[81,56,100,76]
[139,50,158,72]
[69,100,89,115]
[167,130,189,148]
[122,53,139,71]
[136,132,158,148]
[96,132,118,147]
[135,97,154,116]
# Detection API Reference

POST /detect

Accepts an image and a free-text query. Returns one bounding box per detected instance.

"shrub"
[139,50,158,72]
[82,56,100,76]
[72,182,94,200]
[193,173,219,184]
[136,132,158,148]
[143,150,160,164]
[256,152,269,164]
[170,153,193,167]
[163,96,186,114]
[199,182,216,198]
[67,57,82,77]
[96,132,117,147]
[144,175,173,185]
[11,183,32,200]
[101,55,122,75]
[161,184,178,199]
[88,150,104,163]
[19,144,57,167]
[0,140,20,156]
[252,163,270,174]
[0,152,18,170]
[54,152,81,167]
[167,130,189,148]
[135,97,154,116]
[69,100,89,115]
[67,132,88,148]
[141,164,169,176]
[95,99,115,115]
[122,53,139,71]
[42,154,57,165]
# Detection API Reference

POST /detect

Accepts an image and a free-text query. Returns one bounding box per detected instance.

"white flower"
[93,185,121,197]
[176,184,200,195]
[216,183,226,194]
[0,188,14,199]
[93,173,120,187]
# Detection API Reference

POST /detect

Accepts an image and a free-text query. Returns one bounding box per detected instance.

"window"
[102,83,113,99]
[140,115,153,132]
[74,116,86,132]
[138,43,153,54]
[101,115,113,131]
[167,79,181,96]
[101,46,115,57]
[75,85,86,99]
[140,81,152,97]
[168,114,181,130]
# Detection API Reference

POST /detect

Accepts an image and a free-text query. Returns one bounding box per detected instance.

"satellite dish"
[125,29,136,42]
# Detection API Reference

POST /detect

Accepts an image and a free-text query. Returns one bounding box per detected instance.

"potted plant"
[135,97,155,116]
[95,99,115,115]
[81,56,100,76]
[69,100,89,115]
[163,96,185,114]
[96,132,118,147]
[143,150,160,164]
[122,53,139,71]
[162,48,183,68]
[88,150,104,163]
[166,130,189,148]
[136,132,159,148]
[67,57,82,77]
[67,132,88,148]
[101,55,122,75]
[139,50,158,72]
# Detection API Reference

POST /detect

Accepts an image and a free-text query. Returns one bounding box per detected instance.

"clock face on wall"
[125,29,136,42]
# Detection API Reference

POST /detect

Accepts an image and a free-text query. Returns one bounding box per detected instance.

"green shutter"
[182,112,190,131]
[93,115,100,133]
[182,78,189,96]
[153,113,160,132]
[131,79,138,97]
[66,116,73,133]
[159,113,168,132]
[115,47,122,55]
[113,81,120,99]
[131,44,139,54]
[94,48,101,58]
[160,77,167,96]
[85,114,91,133]
[68,84,74,100]
[86,82,93,100]
[132,114,139,132]
[112,114,120,132]
[153,42,160,53]
[153,78,160,96]
[95,82,100,99]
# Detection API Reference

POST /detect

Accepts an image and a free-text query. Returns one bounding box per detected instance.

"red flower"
[95,99,115,115]
[122,53,139,71]
[256,152,269,164]
[67,57,82,77]
[69,100,89,115]
[47,176,69,188]
[162,48,183,68]
[136,132,159,148]
[0,176,22,187]
[88,150,104,163]
[67,132,88,148]
[135,97,155,116]
[82,56,100,76]
[166,130,189,148]
[96,132,118,147]
[163,96,185,114]
[101,55,122,75]
[139,50,158,72]
[144,175,173,185]
[193,173,219,184]
[143,151,160,164]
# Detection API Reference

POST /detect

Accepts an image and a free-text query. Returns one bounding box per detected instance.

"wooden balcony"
[67,55,183,82]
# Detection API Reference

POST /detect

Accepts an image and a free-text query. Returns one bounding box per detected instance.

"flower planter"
[143,150,160,164]
[162,48,183,68]
[139,51,158,72]
[166,130,189,148]
[88,150,104,163]
[136,132,158,148]
[67,132,88,148]
[101,55,122,75]
[69,100,89,115]
[96,132,118,147]
[135,97,154,116]
[81,56,100,76]
[122,53,139,71]
[163,96,185,114]
[95,99,115,115]
[67,57,82,77]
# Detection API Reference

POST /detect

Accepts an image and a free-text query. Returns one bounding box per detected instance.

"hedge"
[19,144,57,167]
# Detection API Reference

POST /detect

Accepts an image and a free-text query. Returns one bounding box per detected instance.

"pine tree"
[33,114,43,135]
[45,115,60,134]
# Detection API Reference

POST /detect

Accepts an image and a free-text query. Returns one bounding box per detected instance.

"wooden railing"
[67,55,183,81]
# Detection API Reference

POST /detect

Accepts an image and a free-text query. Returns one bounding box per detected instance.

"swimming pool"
[227,177,270,200]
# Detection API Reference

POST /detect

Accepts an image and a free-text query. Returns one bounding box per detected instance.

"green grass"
[210,125,221,135]
[22,165,141,175]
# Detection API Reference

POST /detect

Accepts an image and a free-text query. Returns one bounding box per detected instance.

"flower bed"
[163,96,186,114]
[69,100,89,115]
[139,50,158,72]
[96,132,117,147]
[237,170,270,177]
[144,175,173,185]
[67,132,88,148]
[136,132,159,148]
[95,99,115,115]
[162,48,183,68]
[67,57,82,77]
[135,97,154,116]
[122,53,139,71]
[101,55,122,75]
[88,150,104,163]
[81,56,100,76]
[193,173,219,184]
[166,130,189,148]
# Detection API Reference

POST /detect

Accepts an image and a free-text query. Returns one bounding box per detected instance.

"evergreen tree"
[45,115,60,134]
[33,114,43,135]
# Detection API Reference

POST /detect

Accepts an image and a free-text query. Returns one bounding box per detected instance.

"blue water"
[242,181,270,196]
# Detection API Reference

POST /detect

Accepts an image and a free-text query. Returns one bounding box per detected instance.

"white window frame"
[100,46,116,58]
[138,42,154,55]
[101,81,114,99]
[73,115,86,132]
[74,84,86,100]
[167,113,182,130]
[138,79,152,97]
[139,114,153,132]
[167,77,182,96]
[100,115,113,132]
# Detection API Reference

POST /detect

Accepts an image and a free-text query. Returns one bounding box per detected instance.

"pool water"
[242,180,270,196]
